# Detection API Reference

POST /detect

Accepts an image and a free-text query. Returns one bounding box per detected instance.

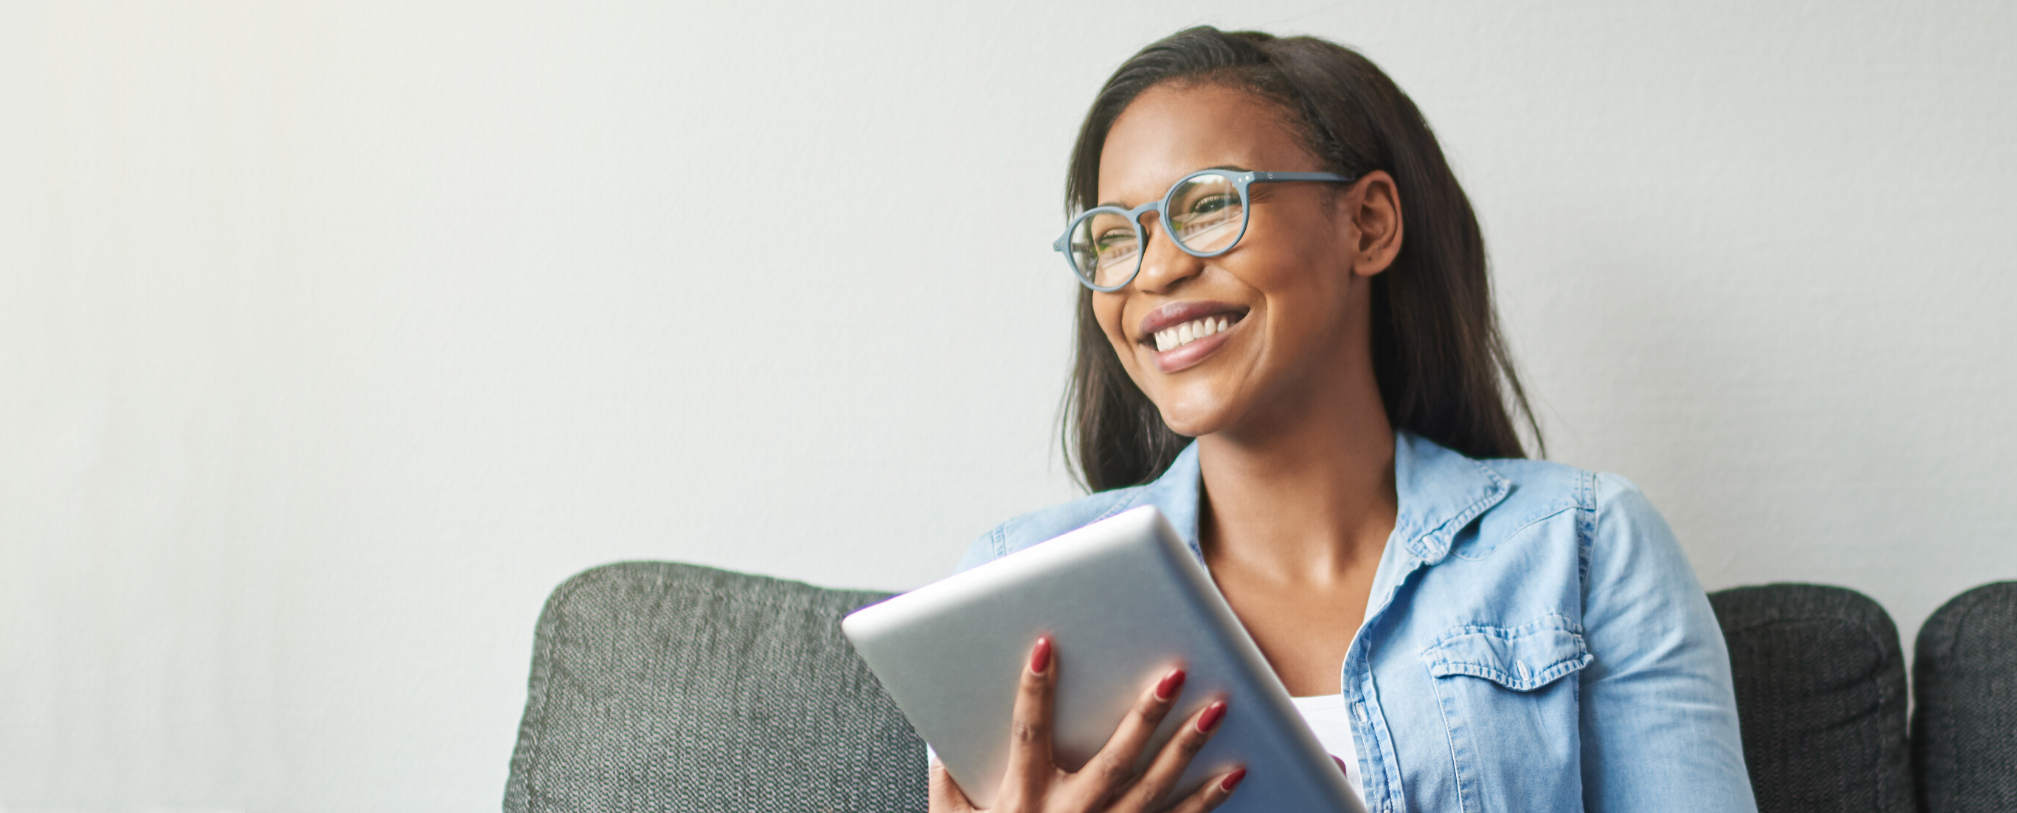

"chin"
[1153,400,1231,439]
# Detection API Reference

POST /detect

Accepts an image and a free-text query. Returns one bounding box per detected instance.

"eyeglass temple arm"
[1248,171,1357,184]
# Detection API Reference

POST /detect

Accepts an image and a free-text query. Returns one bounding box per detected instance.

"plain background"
[5,0,2014,810]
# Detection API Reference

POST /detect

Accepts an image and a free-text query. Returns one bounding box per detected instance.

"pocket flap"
[1421,613,1592,691]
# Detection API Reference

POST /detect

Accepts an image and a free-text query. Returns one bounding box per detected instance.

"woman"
[929,25,1756,813]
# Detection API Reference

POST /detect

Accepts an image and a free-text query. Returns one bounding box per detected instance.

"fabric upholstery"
[1912,581,2017,813]
[504,562,926,813]
[1709,583,1915,813]
[507,565,2013,813]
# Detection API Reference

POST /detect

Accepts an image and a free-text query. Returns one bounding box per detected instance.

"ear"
[1334,170,1402,278]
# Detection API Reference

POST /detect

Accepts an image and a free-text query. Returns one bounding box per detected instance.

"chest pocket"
[1422,613,1591,689]
[1418,613,1591,813]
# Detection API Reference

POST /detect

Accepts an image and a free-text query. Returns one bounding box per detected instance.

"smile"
[1153,315,1232,352]
[1134,300,1250,373]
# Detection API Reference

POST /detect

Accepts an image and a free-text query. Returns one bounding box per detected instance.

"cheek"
[1089,296,1150,382]
[1091,296,1128,350]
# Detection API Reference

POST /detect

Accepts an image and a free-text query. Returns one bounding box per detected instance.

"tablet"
[842,505,1364,812]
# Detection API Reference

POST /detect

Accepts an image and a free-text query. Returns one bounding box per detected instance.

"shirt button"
[1353,703,1368,724]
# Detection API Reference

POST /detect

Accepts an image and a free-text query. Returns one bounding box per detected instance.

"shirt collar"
[1134,428,1512,566]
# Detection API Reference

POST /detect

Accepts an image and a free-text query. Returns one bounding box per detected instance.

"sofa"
[503,565,2015,812]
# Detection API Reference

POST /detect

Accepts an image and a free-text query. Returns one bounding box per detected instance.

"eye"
[1188,194,1236,216]
[1095,230,1137,250]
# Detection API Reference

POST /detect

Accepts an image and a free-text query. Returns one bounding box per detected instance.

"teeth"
[1151,315,1237,352]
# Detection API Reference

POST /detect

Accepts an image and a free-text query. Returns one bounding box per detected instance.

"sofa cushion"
[1912,580,2017,813]
[1709,583,1915,813]
[504,562,926,813]
[506,565,1933,812]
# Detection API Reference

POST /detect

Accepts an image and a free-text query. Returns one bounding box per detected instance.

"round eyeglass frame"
[1052,168,1358,292]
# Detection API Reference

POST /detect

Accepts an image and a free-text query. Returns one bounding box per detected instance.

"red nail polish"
[1219,767,1248,792]
[1334,755,1349,775]
[1029,636,1051,674]
[1197,700,1227,732]
[1155,668,1187,700]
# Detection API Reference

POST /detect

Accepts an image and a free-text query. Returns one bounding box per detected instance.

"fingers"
[1162,766,1247,813]
[928,756,976,812]
[1072,666,1188,802]
[1001,635,1057,803]
[1115,697,1231,809]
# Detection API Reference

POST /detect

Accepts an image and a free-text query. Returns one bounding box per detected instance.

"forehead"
[1096,82,1317,207]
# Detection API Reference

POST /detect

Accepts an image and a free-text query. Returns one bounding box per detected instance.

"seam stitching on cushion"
[516,563,629,809]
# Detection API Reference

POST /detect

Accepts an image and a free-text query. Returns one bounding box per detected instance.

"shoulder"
[952,486,1147,574]
[1475,454,1702,611]
[1442,454,1593,560]
[1469,456,1663,537]
[1581,469,1701,593]
[1449,448,1681,570]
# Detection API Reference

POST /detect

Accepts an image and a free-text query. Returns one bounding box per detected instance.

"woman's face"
[1092,81,1398,438]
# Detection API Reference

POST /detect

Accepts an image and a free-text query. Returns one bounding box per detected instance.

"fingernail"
[1029,636,1051,675]
[1196,699,1228,733]
[1334,755,1349,775]
[1154,668,1187,700]
[1219,767,1248,792]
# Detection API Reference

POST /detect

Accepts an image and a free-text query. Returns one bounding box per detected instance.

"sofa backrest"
[1711,583,1914,812]
[506,563,2012,813]
[1911,580,2017,813]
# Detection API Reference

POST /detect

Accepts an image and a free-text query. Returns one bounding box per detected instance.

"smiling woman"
[929,25,1757,813]
[1057,28,1540,496]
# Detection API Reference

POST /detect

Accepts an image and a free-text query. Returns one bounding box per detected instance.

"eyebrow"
[1096,164,1251,208]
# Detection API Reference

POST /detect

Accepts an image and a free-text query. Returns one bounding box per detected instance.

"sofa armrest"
[505,561,927,813]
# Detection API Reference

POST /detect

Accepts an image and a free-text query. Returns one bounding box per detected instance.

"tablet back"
[842,506,1362,811]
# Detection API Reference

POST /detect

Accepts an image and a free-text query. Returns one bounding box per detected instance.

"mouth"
[1135,303,1250,374]
[1137,304,1250,352]
[1143,312,1245,352]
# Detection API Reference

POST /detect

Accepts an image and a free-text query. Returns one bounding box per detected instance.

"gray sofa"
[504,565,2015,812]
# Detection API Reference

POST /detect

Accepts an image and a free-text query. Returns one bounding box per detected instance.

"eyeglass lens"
[1068,173,1246,288]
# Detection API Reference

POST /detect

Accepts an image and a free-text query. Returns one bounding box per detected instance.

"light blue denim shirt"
[953,429,1757,813]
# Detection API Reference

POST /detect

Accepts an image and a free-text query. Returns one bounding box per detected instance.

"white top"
[1289,692,1367,806]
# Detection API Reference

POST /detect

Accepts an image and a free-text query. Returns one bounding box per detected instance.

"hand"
[928,635,1245,812]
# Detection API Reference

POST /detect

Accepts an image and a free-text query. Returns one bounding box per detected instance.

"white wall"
[4,0,2013,809]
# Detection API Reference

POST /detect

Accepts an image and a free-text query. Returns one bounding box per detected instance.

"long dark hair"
[1061,25,1545,492]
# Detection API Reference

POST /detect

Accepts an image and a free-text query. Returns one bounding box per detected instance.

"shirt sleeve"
[1578,472,1758,811]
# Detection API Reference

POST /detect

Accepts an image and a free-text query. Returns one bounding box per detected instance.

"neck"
[1195,371,1398,585]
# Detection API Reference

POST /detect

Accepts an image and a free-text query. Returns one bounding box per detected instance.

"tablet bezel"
[842,505,1363,811]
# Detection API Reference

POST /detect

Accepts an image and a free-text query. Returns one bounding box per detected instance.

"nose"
[1129,211,1203,294]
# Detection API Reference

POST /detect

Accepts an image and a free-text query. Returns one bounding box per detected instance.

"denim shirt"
[954,429,1757,813]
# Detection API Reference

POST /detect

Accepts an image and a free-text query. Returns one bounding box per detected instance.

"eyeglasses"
[1053,168,1357,292]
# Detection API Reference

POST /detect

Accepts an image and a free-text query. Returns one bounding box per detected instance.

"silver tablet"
[842,505,1364,812]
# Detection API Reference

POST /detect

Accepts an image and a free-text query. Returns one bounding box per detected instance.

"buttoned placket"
[1150,430,1511,813]
[1341,545,1435,813]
